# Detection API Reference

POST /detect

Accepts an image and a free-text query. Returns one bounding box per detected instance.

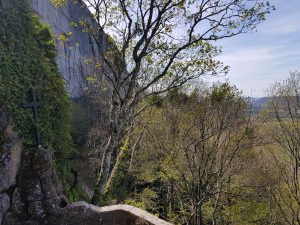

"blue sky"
[208,0,300,97]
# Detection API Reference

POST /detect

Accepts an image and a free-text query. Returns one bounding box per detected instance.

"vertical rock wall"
[30,0,106,98]
[0,108,22,193]
[30,0,112,199]
[0,108,22,225]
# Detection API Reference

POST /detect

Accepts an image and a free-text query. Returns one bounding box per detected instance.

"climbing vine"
[0,0,72,160]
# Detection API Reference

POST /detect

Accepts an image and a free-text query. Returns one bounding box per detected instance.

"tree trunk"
[91,98,130,204]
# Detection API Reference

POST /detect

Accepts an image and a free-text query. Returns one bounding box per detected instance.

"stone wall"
[30,0,107,98]
[47,203,173,225]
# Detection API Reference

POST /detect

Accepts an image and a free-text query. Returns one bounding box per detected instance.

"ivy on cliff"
[0,0,72,160]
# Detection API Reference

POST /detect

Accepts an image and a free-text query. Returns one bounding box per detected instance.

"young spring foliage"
[82,0,274,202]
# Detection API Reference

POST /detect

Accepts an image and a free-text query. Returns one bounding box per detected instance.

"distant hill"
[251,97,270,114]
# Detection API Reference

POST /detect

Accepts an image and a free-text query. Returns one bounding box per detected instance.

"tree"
[264,72,300,225]
[123,84,254,224]
[52,0,274,203]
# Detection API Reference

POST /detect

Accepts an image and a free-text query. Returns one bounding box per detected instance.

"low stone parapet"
[50,202,172,225]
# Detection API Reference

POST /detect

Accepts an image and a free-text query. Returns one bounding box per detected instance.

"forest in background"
[77,73,300,225]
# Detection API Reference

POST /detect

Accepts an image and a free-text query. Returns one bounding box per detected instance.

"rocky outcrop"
[0,108,22,224]
[2,147,69,225]
[0,107,66,224]
[0,194,10,225]
[30,0,107,98]
[0,107,172,225]
[29,0,113,202]
[0,107,22,193]
[2,147,172,225]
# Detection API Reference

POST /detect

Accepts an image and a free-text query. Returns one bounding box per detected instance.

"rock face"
[2,147,69,225]
[29,0,112,203]
[0,107,172,225]
[0,107,22,193]
[2,147,173,225]
[30,0,107,98]
[0,194,10,225]
[0,108,22,224]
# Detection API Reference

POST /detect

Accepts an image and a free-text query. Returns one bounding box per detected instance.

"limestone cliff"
[30,0,106,98]
[0,108,22,193]
[0,108,22,224]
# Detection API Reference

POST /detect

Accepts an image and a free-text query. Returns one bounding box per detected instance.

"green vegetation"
[3,0,300,224]
[50,0,67,7]
[0,0,72,166]
[103,84,272,224]
[82,0,274,204]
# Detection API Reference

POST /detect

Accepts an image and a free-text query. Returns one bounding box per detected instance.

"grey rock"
[0,193,10,225]
[44,197,61,214]
[26,178,43,202]
[30,0,107,98]
[0,108,23,192]
[41,177,57,200]
[11,188,25,215]
[0,108,11,131]
[0,193,10,214]
[46,202,173,225]
[19,148,67,219]
[28,201,46,220]
[2,147,173,225]
[2,214,39,225]
[51,169,64,196]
